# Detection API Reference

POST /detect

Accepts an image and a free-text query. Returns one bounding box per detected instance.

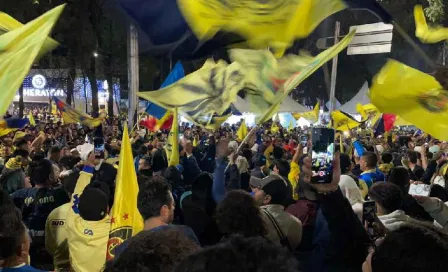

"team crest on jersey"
[106,227,133,261]
[417,91,448,113]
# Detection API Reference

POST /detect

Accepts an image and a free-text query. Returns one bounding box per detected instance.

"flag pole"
[329,21,340,113]
[127,23,139,129]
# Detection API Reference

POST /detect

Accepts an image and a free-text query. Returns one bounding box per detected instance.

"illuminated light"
[32,74,46,89]
[343,131,350,137]
[93,52,99,57]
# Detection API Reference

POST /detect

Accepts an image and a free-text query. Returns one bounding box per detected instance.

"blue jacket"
[359,168,386,188]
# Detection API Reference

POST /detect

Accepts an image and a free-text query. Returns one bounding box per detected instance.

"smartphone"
[409,184,431,196]
[300,135,308,147]
[363,201,376,234]
[363,201,376,224]
[94,137,105,152]
[310,128,335,184]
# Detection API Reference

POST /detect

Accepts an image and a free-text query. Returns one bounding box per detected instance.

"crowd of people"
[1,117,448,272]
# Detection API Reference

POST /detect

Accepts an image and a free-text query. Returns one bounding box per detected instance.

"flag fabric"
[414,5,448,44]
[288,120,294,131]
[0,5,64,117]
[178,0,347,57]
[331,110,365,131]
[369,59,448,140]
[51,103,58,115]
[28,112,36,126]
[0,11,59,58]
[54,97,104,128]
[257,30,355,124]
[293,101,320,123]
[165,107,179,167]
[271,122,280,134]
[356,103,368,120]
[145,61,185,131]
[237,121,248,141]
[138,59,245,129]
[107,124,144,261]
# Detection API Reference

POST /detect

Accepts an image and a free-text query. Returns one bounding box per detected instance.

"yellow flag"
[257,30,355,124]
[138,60,245,129]
[331,110,364,131]
[28,112,36,126]
[178,0,347,56]
[288,120,294,131]
[414,5,448,44]
[0,5,64,116]
[294,101,320,123]
[370,59,448,140]
[237,120,248,141]
[51,103,58,115]
[356,103,368,120]
[0,11,59,57]
[166,107,179,167]
[0,128,16,137]
[54,97,104,127]
[271,122,280,133]
[107,124,144,261]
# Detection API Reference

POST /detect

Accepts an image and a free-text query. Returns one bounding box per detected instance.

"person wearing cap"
[421,149,445,184]
[250,174,302,251]
[66,149,111,272]
[0,150,30,194]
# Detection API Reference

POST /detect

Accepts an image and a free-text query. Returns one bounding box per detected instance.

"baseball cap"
[79,182,110,221]
[250,174,287,190]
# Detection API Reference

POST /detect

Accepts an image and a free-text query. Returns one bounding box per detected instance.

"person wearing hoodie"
[368,182,410,231]
[414,195,448,231]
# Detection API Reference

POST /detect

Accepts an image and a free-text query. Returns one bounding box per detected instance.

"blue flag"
[145,61,185,118]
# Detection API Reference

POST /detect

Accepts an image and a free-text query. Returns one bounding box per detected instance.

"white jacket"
[378,210,410,231]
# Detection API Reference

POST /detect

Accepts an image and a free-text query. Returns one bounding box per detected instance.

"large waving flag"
[138,59,245,129]
[293,101,320,123]
[106,124,143,261]
[0,11,59,58]
[257,30,356,124]
[165,107,179,167]
[54,97,104,127]
[370,59,448,140]
[414,5,448,44]
[0,5,64,117]
[178,0,346,57]
[145,61,185,131]
[237,120,248,141]
[331,110,365,131]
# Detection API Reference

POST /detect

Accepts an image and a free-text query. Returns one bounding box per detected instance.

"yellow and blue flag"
[106,124,143,261]
[138,59,245,129]
[369,59,448,140]
[0,5,64,118]
[178,0,347,57]
[54,97,104,127]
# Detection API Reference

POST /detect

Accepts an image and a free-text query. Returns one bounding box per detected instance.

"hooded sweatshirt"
[378,210,410,231]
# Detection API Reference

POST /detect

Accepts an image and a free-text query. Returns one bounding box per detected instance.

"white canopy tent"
[339,81,370,114]
[232,95,309,114]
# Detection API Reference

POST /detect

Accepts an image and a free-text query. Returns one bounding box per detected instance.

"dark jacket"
[181,155,202,185]
[224,164,240,190]
[0,168,25,194]
[306,189,371,272]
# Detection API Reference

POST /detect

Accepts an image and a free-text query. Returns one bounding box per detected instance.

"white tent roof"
[339,82,370,114]
[233,95,308,114]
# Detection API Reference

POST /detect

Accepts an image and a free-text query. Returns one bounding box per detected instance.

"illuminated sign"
[32,75,47,89]
[23,88,65,97]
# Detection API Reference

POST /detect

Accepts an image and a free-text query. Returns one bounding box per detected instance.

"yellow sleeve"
[288,161,300,200]
[264,145,274,167]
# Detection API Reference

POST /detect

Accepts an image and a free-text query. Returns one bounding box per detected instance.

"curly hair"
[0,205,25,261]
[215,190,267,238]
[137,176,172,220]
[372,220,448,272]
[175,235,298,272]
[105,229,199,272]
